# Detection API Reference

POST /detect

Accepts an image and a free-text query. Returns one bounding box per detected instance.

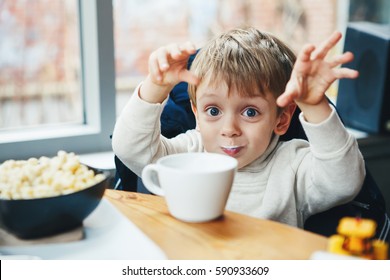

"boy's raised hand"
[276,31,359,123]
[148,42,199,86]
[141,42,199,104]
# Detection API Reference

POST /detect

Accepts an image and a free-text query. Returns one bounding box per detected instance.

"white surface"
[79,151,115,170]
[0,199,166,260]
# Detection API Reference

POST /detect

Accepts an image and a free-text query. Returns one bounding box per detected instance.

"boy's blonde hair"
[188,27,296,110]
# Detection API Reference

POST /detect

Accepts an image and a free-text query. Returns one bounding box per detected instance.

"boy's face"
[192,80,293,169]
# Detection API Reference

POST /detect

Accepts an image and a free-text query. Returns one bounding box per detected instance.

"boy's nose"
[221,116,241,137]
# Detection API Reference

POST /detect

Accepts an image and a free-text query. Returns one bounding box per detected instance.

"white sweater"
[112,89,365,228]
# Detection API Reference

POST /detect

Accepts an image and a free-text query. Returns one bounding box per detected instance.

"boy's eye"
[242,108,258,117]
[206,107,220,116]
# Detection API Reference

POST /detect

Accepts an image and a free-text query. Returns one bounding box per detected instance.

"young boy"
[112,27,365,228]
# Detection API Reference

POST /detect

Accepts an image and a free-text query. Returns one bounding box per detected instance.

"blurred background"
[0,0,388,129]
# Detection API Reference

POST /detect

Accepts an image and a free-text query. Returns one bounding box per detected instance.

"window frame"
[0,0,116,162]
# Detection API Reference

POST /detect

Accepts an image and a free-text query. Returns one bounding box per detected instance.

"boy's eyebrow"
[197,91,220,100]
[198,90,273,107]
[245,95,272,107]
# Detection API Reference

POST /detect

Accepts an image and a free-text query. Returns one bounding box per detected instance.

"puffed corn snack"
[0,151,106,199]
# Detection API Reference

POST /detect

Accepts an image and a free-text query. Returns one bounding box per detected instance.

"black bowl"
[0,169,110,239]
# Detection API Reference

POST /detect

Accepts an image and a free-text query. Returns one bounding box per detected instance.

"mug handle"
[141,164,165,196]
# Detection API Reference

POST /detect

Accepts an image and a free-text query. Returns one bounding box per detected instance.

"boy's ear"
[190,101,200,131]
[191,101,197,116]
[274,103,297,135]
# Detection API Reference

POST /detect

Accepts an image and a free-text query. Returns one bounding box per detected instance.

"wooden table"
[105,189,328,259]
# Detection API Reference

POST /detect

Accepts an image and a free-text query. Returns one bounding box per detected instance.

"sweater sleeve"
[295,107,365,220]
[112,85,202,176]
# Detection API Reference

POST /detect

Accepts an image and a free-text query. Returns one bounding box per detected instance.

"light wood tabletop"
[105,189,328,259]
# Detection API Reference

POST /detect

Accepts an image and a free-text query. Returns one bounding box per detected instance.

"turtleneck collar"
[238,134,280,172]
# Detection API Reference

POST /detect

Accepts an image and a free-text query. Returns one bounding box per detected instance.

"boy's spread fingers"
[277,82,299,107]
[327,54,347,68]
[334,68,359,79]
[277,92,294,107]
[169,42,196,59]
[148,54,163,82]
[312,31,342,60]
[276,95,286,107]
[179,70,199,86]
[328,52,354,68]
[156,47,170,71]
[179,41,197,53]
[165,43,181,54]
[298,44,315,62]
[152,66,163,82]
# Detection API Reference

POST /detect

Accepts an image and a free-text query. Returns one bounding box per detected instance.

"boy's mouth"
[221,146,243,156]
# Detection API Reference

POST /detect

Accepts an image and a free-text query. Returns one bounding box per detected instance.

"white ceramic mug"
[141,153,237,222]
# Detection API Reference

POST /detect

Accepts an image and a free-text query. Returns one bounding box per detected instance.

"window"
[349,0,390,23]
[0,1,83,129]
[0,0,116,162]
[112,0,342,113]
